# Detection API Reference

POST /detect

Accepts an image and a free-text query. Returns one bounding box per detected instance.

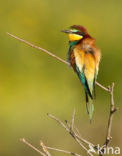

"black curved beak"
[61,30,72,34]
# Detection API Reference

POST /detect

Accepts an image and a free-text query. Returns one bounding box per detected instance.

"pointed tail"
[85,92,94,122]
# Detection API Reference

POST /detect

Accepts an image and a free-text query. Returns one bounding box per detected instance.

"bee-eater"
[62,25,101,121]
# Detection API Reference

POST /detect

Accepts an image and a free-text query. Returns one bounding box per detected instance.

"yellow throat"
[68,33,83,42]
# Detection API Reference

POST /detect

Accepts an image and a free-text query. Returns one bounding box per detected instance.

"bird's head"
[61,25,90,42]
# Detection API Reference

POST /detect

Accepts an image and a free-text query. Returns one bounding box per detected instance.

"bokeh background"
[0,0,121,156]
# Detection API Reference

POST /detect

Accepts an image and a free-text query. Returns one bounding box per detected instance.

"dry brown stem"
[99,83,118,156]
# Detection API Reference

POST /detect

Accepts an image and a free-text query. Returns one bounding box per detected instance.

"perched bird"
[62,25,101,121]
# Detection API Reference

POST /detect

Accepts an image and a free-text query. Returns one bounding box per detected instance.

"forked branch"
[47,111,93,156]
[21,138,82,156]
[20,82,117,156]
[20,138,47,156]
[6,32,118,155]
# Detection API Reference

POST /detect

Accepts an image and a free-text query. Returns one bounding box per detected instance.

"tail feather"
[84,78,94,122]
[85,91,94,122]
[75,69,94,121]
[85,79,93,99]
[89,99,94,122]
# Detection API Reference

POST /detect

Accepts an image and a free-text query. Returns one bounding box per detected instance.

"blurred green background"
[0,0,121,156]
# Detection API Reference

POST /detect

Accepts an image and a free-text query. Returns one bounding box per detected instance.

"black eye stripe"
[72,31,84,36]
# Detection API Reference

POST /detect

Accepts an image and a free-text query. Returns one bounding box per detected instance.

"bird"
[61,25,101,121]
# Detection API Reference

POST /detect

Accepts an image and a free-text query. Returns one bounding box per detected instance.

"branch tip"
[6,32,111,92]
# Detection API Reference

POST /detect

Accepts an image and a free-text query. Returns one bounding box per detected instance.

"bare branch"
[6,32,69,65]
[20,138,82,156]
[104,83,118,144]
[45,146,81,156]
[6,32,109,92]
[20,97,118,156]
[99,82,118,156]
[47,113,93,156]
[47,113,69,132]
[9,33,117,156]
[96,82,110,92]
[74,133,96,149]
[66,113,96,149]
[20,138,46,156]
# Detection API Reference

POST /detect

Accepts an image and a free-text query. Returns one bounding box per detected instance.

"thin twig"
[71,108,76,130]
[47,113,69,132]
[40,141,51,156]
[75,133,96,149]
[20,138,46,156]
[66,113,96,149]
[73,125,96,148]
[96,82,110,92]
[6,32,109,92]
[6,32,69,65]
[45,146,81,156]
[105,83,118,144]
[105,83,115,145]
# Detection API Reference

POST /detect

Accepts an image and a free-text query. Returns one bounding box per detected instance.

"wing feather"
[74,48,95,96]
